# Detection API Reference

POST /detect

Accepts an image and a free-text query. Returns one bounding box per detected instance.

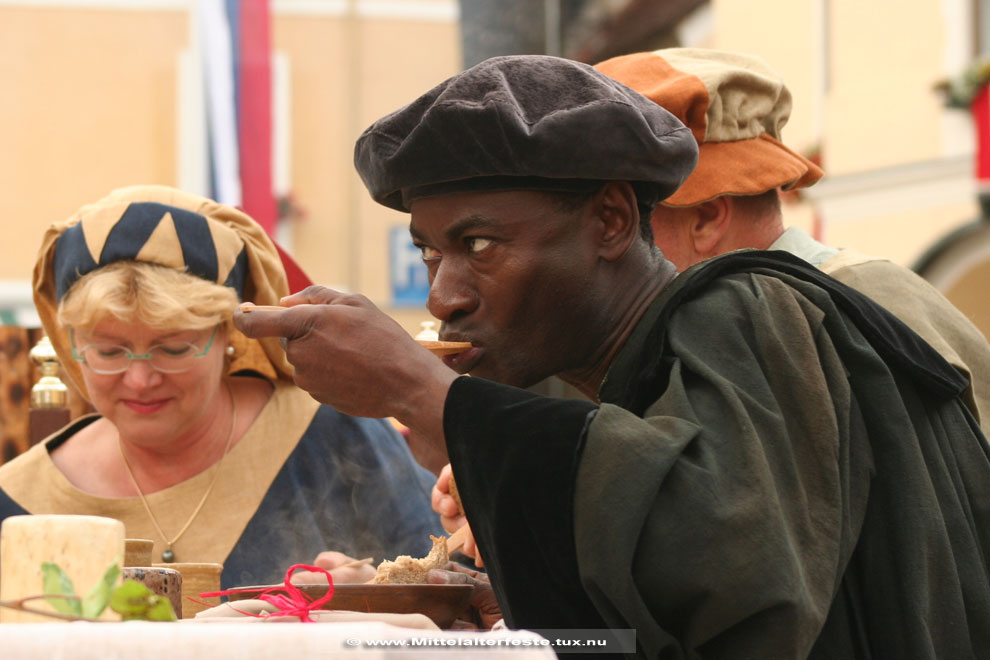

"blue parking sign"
[390,226,431,307]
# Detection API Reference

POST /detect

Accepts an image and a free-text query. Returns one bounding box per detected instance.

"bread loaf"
[371,535,449,584]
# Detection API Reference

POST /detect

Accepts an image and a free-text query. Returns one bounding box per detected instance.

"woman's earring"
[225,345,236,357]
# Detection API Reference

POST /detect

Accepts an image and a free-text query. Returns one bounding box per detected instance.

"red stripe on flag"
[238,0,276,235]
[972,85,990,184]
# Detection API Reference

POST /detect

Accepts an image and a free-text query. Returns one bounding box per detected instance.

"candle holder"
[29,335,68,409]
[29,335,71,445]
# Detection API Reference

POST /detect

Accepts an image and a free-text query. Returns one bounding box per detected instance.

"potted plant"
[936,55,990,216]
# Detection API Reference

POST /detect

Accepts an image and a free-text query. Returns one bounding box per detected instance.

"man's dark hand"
[427,563,502,630]
[233,286,457,444]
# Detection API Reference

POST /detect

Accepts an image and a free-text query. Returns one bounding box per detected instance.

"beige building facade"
[2,0,988,338]
[0,0,459,332]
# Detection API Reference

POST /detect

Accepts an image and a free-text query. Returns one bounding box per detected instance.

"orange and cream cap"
[595,48,823,207]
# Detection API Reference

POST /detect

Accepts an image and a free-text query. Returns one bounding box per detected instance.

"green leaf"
[81,562,120,619]
[109,579,177,621]
[41,562,81,617]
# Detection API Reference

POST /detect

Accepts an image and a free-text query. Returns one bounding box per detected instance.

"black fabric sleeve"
[443,375,602,629]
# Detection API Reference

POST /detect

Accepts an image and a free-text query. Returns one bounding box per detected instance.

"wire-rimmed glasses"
[70,326,219,374]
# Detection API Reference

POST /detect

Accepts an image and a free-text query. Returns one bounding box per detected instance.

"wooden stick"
[0,594,99,622]
[238,304,286,312]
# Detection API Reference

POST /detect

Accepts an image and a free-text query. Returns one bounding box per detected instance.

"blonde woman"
[0,185,442,588]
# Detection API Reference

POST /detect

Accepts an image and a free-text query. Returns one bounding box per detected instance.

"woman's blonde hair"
[58,261,239,331]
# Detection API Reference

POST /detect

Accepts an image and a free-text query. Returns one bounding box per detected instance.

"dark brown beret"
[354,55,699,212]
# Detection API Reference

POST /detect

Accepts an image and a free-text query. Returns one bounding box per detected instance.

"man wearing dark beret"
[236,55,990,659]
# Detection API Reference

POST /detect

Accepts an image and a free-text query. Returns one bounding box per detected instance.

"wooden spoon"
[445,524,472,555]
[415,340,473,356]
[239,305,472,356]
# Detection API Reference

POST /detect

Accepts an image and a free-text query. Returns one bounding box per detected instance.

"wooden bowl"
[224,583,474,628]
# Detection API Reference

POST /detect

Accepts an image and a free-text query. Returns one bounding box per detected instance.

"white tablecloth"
[1,621,558,659]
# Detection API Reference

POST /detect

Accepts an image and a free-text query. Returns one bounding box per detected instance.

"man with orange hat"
[594,47,990,434]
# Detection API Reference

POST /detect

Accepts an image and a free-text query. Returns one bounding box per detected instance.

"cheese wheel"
[0,515,125,623]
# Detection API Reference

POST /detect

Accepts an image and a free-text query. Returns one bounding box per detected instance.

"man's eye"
[466,237,493,253]
[420,245,441,262]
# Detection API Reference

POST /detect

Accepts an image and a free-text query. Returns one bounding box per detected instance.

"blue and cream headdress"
[52,200,249,302]
[34,185,294,397]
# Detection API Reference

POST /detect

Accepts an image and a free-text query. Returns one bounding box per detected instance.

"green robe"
[444,251,990,659]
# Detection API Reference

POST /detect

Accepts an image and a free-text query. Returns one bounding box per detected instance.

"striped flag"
[973,84,990,195]
[200,0,277,236]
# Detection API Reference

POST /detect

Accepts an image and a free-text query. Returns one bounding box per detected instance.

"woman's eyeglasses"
[70,326,219,374]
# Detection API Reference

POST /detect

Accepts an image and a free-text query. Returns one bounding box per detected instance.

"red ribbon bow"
[201,564,335,623]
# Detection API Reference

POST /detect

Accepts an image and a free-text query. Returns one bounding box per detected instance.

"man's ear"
[595,181,641,261]
[690,196,732,255]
